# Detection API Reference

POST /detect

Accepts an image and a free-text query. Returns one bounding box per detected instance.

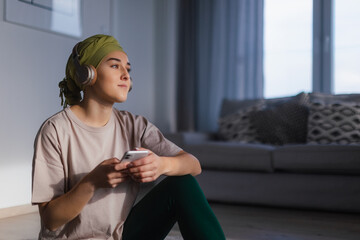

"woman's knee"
[164,174,197,187]
[162,175,204,197]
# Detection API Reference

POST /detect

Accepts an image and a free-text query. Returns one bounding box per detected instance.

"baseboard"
[0,204,38,219]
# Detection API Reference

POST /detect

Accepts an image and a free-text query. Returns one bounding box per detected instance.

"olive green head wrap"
[59,34,125,108]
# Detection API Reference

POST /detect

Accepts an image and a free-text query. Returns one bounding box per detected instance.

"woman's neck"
[70,98,113,128]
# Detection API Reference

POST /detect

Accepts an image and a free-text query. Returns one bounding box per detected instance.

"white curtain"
[177,0,264,132]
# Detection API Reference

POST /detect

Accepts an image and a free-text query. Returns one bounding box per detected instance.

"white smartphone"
[121,150,149,162]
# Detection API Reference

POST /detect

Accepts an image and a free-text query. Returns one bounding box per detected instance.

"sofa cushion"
[250,96,309,145]
[218,106,262,143]
[307,101,360,144]
[219,92,309,144]
[264,91,310,107]
[184,142,275,172]
[309,92,360,104]
[219,92,307,118]
[273,145,360,174]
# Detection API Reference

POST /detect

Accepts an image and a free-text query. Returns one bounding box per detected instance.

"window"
[264,0,360,97]
[264,0,313,98]
[334,0,360,94]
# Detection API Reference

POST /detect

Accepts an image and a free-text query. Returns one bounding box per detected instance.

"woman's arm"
[162,150,202,176]
[127,149,202,183]
[38,177,95,231]
[38,158,130,231]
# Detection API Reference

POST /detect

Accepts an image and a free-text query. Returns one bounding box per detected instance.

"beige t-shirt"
[32,107,182,239]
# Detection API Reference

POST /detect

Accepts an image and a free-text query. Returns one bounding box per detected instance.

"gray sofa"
[166,92,360,213]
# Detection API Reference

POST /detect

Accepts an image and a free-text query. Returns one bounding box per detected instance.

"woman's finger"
[109,175,129,187]
[131,170,156,179]
[128,163,156,174]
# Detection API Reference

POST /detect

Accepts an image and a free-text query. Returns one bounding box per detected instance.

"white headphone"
[72,43,97,87]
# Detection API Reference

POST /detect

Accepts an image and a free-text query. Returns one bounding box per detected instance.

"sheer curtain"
[177,0,264,132]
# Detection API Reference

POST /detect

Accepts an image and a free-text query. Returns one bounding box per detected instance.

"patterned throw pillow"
[250,101,309,145]
[218,92,310,144]
[243,92,310,145]
[307,102,360,144]
[218,106,262,143]
[309,92,360,104]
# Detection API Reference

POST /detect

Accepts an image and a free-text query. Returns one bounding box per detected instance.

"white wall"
[112,0,178,130]
[0,0,79,209]
[153,0,178,132]
[0,0,178,209]
[112,0,156,120]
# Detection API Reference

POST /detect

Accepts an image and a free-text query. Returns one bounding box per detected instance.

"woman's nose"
[121,73,129,81]
[120,68,130,81]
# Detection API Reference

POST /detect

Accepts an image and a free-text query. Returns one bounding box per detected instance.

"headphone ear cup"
[72,43,97,87]
[76,64,97,87]
[86,65,97,86]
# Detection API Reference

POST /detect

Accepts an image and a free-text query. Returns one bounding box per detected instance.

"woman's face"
[87,50,131,105]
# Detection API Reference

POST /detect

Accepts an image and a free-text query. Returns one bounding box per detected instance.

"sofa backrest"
[218,92,360,145]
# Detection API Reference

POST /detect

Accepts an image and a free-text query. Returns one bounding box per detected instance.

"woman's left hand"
[126,148,168,183]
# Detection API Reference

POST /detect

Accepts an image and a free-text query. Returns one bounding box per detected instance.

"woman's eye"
[111,65,119,69]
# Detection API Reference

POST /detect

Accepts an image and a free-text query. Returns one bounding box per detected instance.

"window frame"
[312,0,333,93]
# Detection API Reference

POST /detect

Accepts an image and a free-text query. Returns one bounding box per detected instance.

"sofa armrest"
[164,132,216,148]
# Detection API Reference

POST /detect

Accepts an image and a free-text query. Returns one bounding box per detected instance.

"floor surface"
[0,203,359,239]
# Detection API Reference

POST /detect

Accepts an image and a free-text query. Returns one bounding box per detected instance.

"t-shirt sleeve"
[32,121,65,204]
[138,117,182,156]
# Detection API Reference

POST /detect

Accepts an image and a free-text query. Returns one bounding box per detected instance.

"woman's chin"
[116,95,128,103]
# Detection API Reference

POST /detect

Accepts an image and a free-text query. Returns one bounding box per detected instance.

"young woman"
[32,34,225,240]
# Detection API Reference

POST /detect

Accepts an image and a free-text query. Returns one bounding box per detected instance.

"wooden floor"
[0,203,359,240]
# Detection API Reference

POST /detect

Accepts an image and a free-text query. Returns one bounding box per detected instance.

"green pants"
[122,175,226,240]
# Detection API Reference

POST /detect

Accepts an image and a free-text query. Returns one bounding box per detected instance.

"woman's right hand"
[85,158,131,189]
